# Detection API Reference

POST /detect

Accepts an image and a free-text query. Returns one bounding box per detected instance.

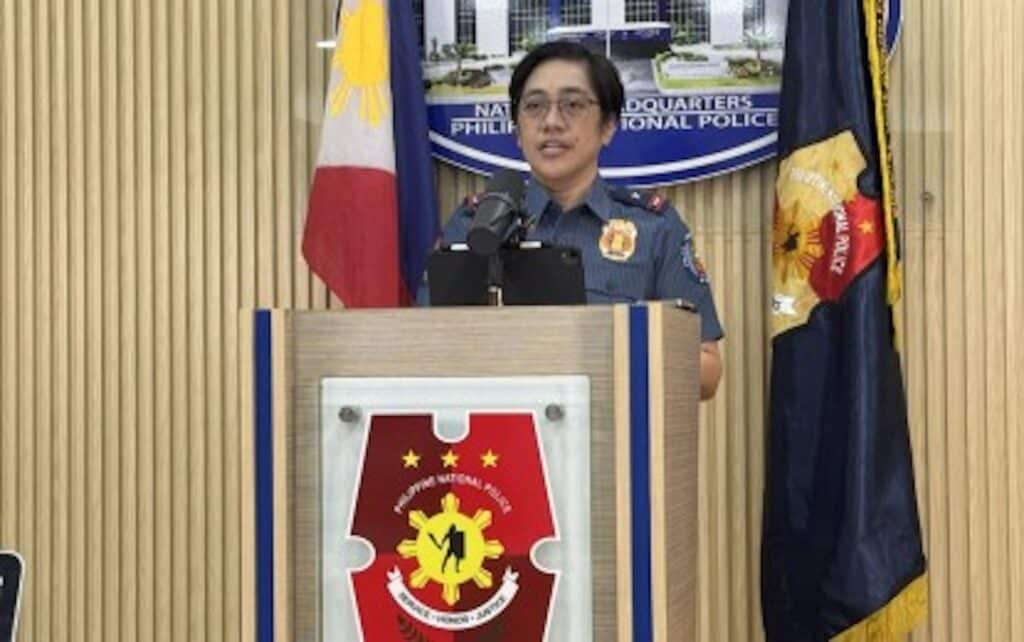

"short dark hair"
[509,41,625,124]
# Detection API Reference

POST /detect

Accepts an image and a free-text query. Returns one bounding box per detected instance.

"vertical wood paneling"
[51,1,72,639]
[945,0,971,639]
[220,1,243,640]
[186,0,208,637]
[723,173,747,642]
[916,0,949,638]
[135,0,157,635]
[0,2,17,568]
[117,1,139,639]
[291,1,311,312]
[38,26,55,642]
[168,0,189,634]
[1008,6,1024,642]
[83,3,104,636]
[100,0,118,637]
[273,1,293,309]
[894,0,929,639]
[201,0,225,638]
[982,4,1010,639]
[149,3,171,642]
[67,0,88,638]
[15,1,36,638]
[0,1,1022,641]
[239,0,256,312]
[963,0,990,638]
[32,5,52,640]
[255,0,274,308]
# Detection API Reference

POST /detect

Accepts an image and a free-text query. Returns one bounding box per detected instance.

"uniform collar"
[525,176,615,222]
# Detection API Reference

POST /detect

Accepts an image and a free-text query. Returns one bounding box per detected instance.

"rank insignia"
[349,413,556,641]
[645,193,667,213]
[599,218,638,262]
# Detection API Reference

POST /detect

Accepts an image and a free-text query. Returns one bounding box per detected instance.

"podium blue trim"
[254,310,275,642]
[629,305,654,642]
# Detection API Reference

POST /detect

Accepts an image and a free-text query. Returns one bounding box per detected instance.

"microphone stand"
[486,253,503,306]
[484,214,531,307]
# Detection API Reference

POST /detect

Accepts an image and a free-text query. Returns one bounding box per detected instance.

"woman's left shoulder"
[606,185,675,218]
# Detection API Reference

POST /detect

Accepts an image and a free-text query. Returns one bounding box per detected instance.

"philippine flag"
[303,0,438,307]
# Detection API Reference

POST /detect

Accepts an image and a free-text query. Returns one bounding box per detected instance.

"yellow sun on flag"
[772,201,825,285]
[330,0,390,126]
[397,493,505,606]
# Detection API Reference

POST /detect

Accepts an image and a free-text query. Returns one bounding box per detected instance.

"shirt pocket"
[585,259,650,303]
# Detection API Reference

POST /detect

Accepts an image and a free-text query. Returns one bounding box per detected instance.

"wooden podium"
[246,303,700,642]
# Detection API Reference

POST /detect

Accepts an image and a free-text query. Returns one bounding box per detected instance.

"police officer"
[436,41,724,398]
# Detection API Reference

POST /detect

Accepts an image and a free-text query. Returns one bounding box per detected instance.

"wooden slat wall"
[0,2,1021,642]
[0,1,332,641]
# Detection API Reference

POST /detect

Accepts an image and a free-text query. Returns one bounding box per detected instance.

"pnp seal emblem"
[349,413,555,640]
[599,219,638,262]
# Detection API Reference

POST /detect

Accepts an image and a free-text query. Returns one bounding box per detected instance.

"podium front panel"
[250,304,699,642]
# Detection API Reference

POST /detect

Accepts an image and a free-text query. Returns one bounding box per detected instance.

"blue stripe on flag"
[254,310,275,642]
[629,304,653,642]
[389,0,440,297]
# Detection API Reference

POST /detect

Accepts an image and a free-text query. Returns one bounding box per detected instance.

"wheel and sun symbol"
[396,492,505,606]
[331,0,390,125]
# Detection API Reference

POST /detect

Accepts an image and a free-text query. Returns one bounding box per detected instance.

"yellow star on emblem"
[401,449,421,469]
[481,449,499,468]
[441,449,459,468]
[858,220,876,234]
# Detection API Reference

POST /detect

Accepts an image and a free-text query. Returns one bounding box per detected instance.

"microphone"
[466,169,526,256]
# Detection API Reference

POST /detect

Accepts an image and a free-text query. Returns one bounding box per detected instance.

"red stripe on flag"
[302,166,404,307]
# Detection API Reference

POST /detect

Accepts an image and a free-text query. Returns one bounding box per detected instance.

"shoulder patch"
[681,239,710,284]
[608,186,668,215]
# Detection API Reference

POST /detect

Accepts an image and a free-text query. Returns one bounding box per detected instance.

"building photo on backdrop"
[417,0,790,183]
[0,0,1022,641]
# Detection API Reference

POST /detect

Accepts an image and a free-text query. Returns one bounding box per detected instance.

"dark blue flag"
[388,0,440,298]
[762,0,928,639]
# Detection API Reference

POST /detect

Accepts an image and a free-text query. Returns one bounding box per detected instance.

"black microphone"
[466,169,526,256]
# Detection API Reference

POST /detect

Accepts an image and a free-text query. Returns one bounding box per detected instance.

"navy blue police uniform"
[426,176,724,342]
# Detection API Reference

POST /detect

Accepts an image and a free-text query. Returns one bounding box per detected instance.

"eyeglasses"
[519,96,599,122]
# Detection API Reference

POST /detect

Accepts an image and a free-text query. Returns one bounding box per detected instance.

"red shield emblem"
[349,413,556,641]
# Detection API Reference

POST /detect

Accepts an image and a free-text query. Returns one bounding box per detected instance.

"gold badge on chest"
[598,218,638,262]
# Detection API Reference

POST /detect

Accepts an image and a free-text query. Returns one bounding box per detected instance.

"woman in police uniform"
[438,41,724,399]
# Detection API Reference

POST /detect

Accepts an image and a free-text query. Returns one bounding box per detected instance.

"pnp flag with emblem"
[302,0,438,307]
[761,0,927,640]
